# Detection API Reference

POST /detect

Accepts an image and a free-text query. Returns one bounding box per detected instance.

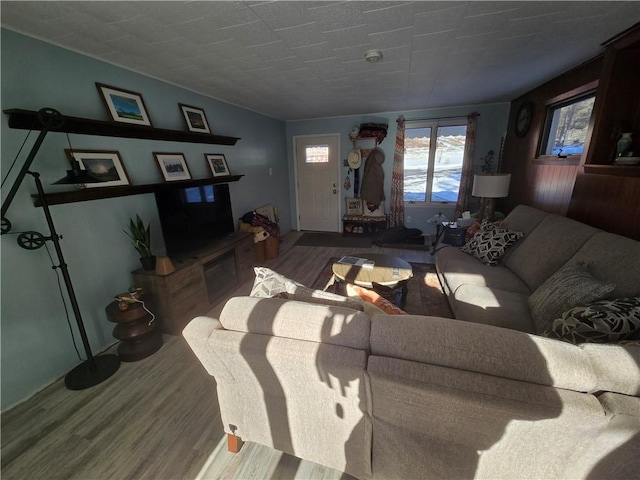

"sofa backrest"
[503,212,600,291]
[581,343,640,396]
[220,296,371,350]
[569,231,640,299]
[501,204,549,237]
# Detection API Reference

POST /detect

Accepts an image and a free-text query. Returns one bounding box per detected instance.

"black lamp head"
[52,160,103,185]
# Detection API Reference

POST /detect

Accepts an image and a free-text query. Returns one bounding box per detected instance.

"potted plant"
[125,215,156,270]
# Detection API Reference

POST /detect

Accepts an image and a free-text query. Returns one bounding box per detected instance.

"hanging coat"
[360,147,385,207]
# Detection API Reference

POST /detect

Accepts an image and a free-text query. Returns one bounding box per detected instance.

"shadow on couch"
[223,297,598,479]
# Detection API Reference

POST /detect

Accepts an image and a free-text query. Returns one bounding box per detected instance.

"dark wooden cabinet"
[568,24,640,240]
[132,232,255,335]
[585,25,640,168]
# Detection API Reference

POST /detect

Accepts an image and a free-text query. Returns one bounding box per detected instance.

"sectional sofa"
[183,205,640,479]
[435,204,640,335]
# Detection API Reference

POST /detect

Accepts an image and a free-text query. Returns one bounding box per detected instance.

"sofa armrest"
[182,315,235,382]
[369,315,597,392]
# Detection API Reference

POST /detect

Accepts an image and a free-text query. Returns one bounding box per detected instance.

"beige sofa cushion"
[369,314,596,392]
[220,296,371,350]
[501,204,550,238]
[581,343,640,396]
[570,231,640,299]
[565,392,640,479]
[452,284,535,332]
[504,214,599,291]
[368,356,607,480]
[441,259,531,295]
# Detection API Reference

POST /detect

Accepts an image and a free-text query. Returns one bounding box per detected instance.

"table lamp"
[472,173,511,222]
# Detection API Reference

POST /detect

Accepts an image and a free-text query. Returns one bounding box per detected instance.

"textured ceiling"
[2,1,639,121]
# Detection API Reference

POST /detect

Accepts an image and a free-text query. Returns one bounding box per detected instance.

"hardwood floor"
[1,231,434,480]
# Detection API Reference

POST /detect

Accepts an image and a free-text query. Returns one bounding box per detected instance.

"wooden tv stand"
[132,232,255,335]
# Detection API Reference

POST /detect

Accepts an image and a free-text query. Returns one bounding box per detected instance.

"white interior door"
[294,134,340,232]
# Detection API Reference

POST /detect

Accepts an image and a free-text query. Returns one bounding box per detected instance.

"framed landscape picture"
[179,104,211,134]
[96,83,152,126]
[154,152,192,181]
[64,149,130,188]
[205,153,230,177]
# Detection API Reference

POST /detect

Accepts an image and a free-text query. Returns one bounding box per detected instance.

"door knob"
[333,189,337,194]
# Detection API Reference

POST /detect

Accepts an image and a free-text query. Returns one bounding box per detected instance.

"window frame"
[535,80,598,164]
[404,116,467,206]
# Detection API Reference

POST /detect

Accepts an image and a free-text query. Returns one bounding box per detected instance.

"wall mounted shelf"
[4,109,240,145]
[32,176,244,207]
[4,108,244,208]
[583,165,640,177]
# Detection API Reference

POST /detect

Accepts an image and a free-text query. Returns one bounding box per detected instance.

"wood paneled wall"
[501,57,603,217]
[500,30,640,241]
[568,173,640,239]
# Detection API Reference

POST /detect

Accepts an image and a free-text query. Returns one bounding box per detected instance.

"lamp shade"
[472,173,511,198]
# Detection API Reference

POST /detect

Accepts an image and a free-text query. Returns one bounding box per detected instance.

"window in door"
[404,119,467,203]
[305,145,330,163]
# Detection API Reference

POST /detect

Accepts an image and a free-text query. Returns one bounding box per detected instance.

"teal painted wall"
[285,104,510,235]
[1,29,289,410]
[2,28,510,409]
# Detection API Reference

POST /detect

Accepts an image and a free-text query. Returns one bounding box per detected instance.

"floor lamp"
[472,173,511,222]
[1,108,121,390]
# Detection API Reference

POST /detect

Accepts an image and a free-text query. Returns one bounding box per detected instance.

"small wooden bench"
[342,214,388,237]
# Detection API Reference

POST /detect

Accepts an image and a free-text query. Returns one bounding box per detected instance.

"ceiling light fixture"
[364,49,383,63]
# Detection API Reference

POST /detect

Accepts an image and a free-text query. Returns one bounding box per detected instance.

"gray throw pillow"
[528,262,615,333]
[544,297,640,344]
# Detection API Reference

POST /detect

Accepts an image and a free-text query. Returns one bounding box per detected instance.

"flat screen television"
[154,183,235,259]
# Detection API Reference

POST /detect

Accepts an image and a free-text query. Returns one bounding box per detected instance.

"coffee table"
[331,253,413,307]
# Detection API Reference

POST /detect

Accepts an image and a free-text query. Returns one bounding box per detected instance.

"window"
[541,92,595,156]
[305,145,329,163]
[404,119,467,203]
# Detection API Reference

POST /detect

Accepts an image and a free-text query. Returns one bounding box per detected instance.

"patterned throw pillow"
[346,283,407,315]
[464,220,503,242]
[528,262,616,333]
[544,297,640,344]
[250,267,364,311]
[460,221,523,266]
[250,266,300,298]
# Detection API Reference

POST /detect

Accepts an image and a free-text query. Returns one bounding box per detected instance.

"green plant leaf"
[124,215,152,258]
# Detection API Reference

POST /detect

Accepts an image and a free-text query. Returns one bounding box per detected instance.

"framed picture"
[64,149,130,188]
[179,104,211,134]
[205,153,230,177]
[96,83,152,126]
[154,152,192,182]
[345,197,363,215]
